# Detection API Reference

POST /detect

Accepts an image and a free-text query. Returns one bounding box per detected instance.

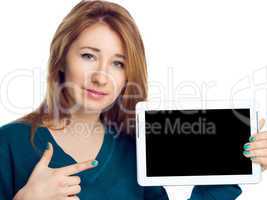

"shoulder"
[108,127,137,159]
[111,127,136,149]
[0,120,32,144]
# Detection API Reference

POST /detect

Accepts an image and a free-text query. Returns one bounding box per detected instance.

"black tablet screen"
[145,108,252,176]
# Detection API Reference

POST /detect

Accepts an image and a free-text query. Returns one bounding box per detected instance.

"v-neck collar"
[36,124,115,184]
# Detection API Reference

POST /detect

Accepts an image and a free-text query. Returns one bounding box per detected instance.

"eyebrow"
[80,46,126,59]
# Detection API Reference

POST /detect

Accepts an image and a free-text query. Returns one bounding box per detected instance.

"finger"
[244,140,267,150]
[37,142,53,167]
[55,160,98,176]
[58,176,81,187]
[250,156,267,166]
[243,148,267,157]
[63,185,81,196]
[259,118,265,130]
[249,132,267,142]
[65,176,81,186]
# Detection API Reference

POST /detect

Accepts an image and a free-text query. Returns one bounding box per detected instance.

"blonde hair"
[16,0,148,146]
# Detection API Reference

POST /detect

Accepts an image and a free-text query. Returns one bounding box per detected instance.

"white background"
[0,0,267,199]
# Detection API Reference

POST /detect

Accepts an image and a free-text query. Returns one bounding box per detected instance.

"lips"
[85,88,108,95]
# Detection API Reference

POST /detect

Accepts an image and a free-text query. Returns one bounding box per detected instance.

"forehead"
[74,23,125,55]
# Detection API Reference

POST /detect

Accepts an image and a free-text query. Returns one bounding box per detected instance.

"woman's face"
[64,22,126,114]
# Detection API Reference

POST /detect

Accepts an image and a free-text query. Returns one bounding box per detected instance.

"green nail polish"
[250,156,256,160]
[249,136,255,142]
[91,160,98,167]
[243,143,250,150]
[243,150,251,155]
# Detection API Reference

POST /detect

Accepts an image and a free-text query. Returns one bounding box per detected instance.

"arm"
[0,128,15,200]
[144,186,169,200]
[188,185,242,200]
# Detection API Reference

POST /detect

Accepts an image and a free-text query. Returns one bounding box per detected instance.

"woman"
[0,0,266,199]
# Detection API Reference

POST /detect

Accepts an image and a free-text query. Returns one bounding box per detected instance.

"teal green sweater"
[0,121,241,200]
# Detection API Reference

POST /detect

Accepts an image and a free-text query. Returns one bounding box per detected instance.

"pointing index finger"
[56,160,98,176]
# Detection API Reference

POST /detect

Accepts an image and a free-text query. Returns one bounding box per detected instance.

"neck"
[71,112,101,124]
[65,110,104,137]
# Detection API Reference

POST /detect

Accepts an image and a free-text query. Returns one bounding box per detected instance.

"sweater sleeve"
[189,185,242,200]
[144,186,169,199]
[0,126,15,200]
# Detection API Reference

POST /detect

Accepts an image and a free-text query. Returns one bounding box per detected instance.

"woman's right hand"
[13,142,98,200]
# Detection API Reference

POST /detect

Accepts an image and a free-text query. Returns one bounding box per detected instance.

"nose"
[91,67,108,86]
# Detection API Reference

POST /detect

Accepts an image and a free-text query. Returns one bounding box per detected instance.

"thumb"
[36,142,54,168]
[259,118,265,130]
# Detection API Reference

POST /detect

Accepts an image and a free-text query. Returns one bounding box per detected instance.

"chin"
[82,102,108,113]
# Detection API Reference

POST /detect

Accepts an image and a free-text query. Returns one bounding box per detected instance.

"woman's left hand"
[243,118,267,171]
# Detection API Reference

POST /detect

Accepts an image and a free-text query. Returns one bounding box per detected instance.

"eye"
[112,61,125,68]
[81,53,96,61]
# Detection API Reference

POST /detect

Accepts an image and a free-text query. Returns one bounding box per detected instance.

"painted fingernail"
[243,143,251,150]
[249,136,255,142]
[243,150,251,155]
[91,160,98,167]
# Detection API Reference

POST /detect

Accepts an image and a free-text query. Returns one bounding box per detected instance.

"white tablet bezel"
[135,99,262,186]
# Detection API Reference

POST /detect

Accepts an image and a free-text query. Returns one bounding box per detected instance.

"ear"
[59,67,65,72]
[121,83,127,94]
[59,62,67,72]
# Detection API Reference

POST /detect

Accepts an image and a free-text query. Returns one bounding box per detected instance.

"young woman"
[1,0,267,199]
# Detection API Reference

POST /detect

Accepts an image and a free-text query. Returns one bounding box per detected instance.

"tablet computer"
[135,99,261,186]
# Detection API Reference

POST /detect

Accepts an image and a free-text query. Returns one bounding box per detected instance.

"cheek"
[66,65,87,86]
[64,67,88,104]
[110,71,126,96]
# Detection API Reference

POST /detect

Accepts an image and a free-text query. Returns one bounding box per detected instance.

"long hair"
[15,0,148,146]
